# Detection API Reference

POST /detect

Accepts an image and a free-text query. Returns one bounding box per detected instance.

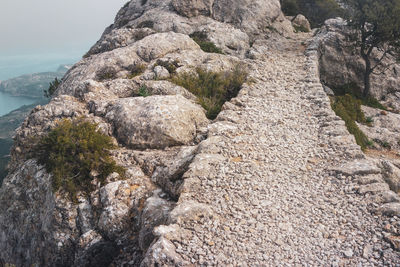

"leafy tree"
[44,78,61,98]
[344,0,400,97]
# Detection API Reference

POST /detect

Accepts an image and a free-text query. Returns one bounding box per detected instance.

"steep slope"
[0,0,399,266]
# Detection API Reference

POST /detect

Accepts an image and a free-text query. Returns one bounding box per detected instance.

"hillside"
[0,65,70,98]
[0,0,399,266]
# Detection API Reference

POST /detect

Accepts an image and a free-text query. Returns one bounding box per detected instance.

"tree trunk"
[362,54,372,97]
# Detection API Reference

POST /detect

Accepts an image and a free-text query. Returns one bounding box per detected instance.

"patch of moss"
[331,94,371,150]
[189,32,223,54]
[170,65,248,119]
[33,119,125,201]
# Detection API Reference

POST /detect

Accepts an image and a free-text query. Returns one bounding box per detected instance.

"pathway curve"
[144,34,400,266]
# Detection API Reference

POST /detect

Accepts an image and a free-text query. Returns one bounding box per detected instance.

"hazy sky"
[0,0,128,56]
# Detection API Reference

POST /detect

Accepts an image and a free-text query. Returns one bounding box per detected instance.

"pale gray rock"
[105,95,209,149]
[171,0,213,17]
[380,160,400,193]
[153,65,170,79]
[379,203,400,217]
[139,190,174,250]
[357,183,390,195]
[359,106,400,150]
[333,160,381,176]
[140,237,190,267]
[143,80,197,100]
[292,14,311,32]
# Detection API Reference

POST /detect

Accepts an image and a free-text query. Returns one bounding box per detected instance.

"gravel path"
[146,34,400,266]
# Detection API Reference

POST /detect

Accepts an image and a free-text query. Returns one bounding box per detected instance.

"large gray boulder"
[315,18,400,110]
[105,95,209,149]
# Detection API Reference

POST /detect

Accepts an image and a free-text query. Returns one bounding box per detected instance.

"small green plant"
[138,85,151,97]
[331,94,371,150]
[189,32,223,54]
[127,63,147,79]
[155,59,180,74]
[170,65,248,119]
[137,20,154,29]
[44,78,61,98]
[382,141,391,149]
[366,116,374,124]
[332,83,387,110]
[33,119,125,201]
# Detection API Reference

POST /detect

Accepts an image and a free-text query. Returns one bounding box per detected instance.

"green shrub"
[33,119,125,201]
[331,94,371,150]
[332,83,387,110]
[189,32,223,54]
[170,66,248,119]
[44,78,61,98]
[127,63,147,79]
[138,85,151,97]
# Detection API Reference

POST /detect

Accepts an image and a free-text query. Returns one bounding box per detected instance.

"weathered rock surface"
[315,18,400,110]
[359,105,400,150]
[105,95,208,149]
[292,14,311,32]
[0,0,399,266]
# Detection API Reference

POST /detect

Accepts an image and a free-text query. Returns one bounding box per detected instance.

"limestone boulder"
[358,106,400,150]
[105,95,209,149]
[292,14,311,32]
[171,0,213,17]
[380,161,400,193]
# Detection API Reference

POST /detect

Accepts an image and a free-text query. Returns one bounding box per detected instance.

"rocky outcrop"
[1,0,399,266]
[315,18,400,110]
[0,0,294,265]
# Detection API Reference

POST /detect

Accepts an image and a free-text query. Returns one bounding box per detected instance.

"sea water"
[0,92,36,116]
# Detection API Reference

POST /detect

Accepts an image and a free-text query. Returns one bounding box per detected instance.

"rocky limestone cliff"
[0,1,399,266]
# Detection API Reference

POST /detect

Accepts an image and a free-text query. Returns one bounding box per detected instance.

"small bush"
[33,119,125,201]
[127,63,147,79]
[332,83,387,110]
[138,85,151,97]
[366,116,374,124]
[331,94,371,150]
[44,78,61,98]
[190,32,223,54]
[170,66,248,119]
